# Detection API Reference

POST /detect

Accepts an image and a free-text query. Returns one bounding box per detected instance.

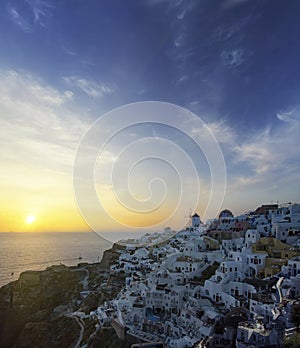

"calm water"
[0,232,112,288]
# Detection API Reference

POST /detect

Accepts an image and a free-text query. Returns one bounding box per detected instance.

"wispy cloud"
[230,111,300,192]
[9,6,32,32]
[150,0,199,84]
[62,46,77,56]
[174,32,185,47]
[277,110,296,123]
[63,76,114,99]
[220,49,245,67]
[175,74,189,85]
[28,0,52,25]
[190,119,236,147]
[8,0,53,32]
[0,69,88,175]
[2,70,72,106]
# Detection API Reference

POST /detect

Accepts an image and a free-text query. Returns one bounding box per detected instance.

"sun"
[26,215,36,224]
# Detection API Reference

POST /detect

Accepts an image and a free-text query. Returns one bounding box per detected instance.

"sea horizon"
[0,232,113,288]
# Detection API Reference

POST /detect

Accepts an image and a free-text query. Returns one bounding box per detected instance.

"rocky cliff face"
[0,244,126,348]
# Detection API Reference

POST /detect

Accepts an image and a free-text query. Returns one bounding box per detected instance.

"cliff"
[0,243,126,348]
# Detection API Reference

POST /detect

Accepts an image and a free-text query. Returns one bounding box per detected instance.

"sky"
[0,0,300,234]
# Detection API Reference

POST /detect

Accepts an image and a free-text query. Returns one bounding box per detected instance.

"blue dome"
[219,209,234,219]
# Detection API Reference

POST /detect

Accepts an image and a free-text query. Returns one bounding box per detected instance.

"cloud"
[2,70,73,106]
[0,69,88,175]
[177,9,186,20]
[231,113,300,191]
[8,6,32,32]
[63,90,74,100]
[277,110,295,123]
[62,45,77,56]
[221,49,245,67]
[27,0,52,25]
[63,76,114,99]
[175,74,189,85]
[208,121,236,145]
[191,119,236,146]
[7,0,52,32]
[234,129,271,169]
[174,32,185,47]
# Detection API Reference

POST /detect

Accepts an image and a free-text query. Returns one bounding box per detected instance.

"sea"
[0,232,115,288]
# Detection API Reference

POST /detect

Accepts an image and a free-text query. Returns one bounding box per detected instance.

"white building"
[222,238,244,252]
[236,321,278,348]
[272,221,300,242]
[283,256,300,277]
[244,230,260,248]
[249,299,280,323]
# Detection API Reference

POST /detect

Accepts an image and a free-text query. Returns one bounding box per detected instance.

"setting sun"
[26,215,36,224]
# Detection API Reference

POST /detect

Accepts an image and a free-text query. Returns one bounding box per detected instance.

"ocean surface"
[0,232,113,288]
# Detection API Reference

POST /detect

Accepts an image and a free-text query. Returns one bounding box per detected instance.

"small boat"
[78,254,83,260]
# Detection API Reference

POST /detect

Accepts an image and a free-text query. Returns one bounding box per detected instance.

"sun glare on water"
[26,215,36,224]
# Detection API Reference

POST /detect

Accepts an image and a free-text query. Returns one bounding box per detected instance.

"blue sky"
[0,0,300,232]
